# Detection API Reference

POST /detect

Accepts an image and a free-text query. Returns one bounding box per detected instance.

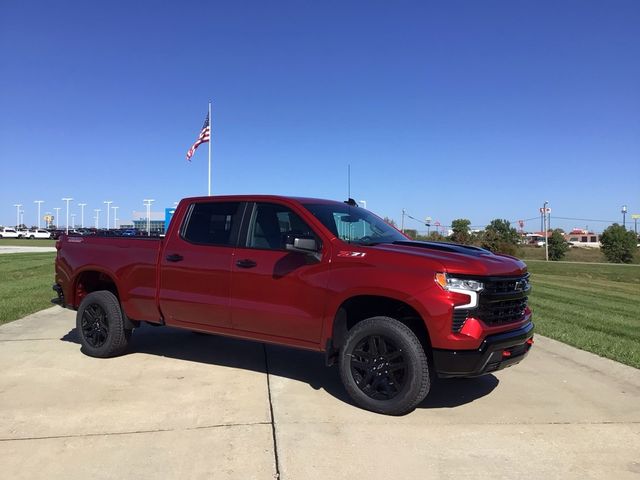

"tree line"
[385,217,638,264]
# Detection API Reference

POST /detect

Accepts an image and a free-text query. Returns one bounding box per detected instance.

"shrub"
[480,219,519,255]
[548,229,569,261]
[600,224,638,264]
[450,219,472,244]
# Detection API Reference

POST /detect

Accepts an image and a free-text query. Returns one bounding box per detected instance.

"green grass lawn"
[0,238,56,247]
[0,252,56,325]
[519,245,640,263]
[527,261,640,368]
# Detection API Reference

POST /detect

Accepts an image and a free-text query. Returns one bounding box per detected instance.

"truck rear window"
[182,202,242,246]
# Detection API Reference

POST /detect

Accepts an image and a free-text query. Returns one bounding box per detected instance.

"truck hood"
[371,241,527,277]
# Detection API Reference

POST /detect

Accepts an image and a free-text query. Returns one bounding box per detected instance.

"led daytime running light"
[435,273,484,292]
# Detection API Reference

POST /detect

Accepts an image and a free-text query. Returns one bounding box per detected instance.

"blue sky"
[1,0,638,233]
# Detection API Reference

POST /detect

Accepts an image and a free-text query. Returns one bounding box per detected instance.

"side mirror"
[285,235,318,254]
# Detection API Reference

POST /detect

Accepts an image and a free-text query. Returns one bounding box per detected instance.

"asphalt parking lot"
[1,307,639,479]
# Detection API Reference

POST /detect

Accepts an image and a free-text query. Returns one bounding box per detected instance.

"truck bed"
[55,235,164,322]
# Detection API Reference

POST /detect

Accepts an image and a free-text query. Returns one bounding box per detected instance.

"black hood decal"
[391,241,493,257]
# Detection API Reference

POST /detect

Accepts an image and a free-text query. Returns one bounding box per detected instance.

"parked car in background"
[25,229,52,239]
[17,229,30,238]
[49,229,67,240]
[0,227,20,238]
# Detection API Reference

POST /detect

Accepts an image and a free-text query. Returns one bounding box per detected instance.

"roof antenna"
[344,164,357,207]
[345,164,354,243]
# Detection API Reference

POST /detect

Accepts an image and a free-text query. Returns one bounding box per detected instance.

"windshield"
[303,203,406,245]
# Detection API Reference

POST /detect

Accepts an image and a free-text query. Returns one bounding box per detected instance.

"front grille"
[475,296,528,325]
[451,274,530,331]
[483,275,529,295]
[478,274,530,326]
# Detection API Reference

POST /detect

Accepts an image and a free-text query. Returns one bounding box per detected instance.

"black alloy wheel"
[76,290,131,358]
[350,334,407,400]
[80,303,109,348]
[338,316,431,416]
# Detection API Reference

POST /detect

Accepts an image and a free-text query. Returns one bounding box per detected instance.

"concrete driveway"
[1,307,639,479]
[0,246,57,254]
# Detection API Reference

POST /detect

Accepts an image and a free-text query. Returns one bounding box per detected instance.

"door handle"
[236,259,257,269]
[166,253,184,262]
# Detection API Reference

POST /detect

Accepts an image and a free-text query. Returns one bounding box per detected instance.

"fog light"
[502,350,512,358]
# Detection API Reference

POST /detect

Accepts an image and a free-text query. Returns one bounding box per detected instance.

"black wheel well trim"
[74,270,138,329]
[326,295,433,366]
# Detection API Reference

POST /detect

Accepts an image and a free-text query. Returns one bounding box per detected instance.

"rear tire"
[339,316,430,415]
[76,291,131,358]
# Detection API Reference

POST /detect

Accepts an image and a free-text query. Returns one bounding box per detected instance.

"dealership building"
[130,208,176,234]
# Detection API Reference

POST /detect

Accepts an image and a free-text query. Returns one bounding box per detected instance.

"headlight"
[435,273,484,292]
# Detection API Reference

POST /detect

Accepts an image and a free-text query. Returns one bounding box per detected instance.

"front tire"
[76,291,131,358]
[339,316,430,415]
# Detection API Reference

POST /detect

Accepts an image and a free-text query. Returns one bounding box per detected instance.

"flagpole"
[208,101,212,196]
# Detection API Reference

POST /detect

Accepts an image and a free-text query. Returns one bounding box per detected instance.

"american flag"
[186,112,210,161]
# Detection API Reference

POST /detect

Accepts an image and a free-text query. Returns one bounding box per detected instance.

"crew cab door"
[158,201,245,329]
[230,202,330,343]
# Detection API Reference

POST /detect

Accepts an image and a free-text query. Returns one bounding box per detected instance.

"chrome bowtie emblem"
[514,280,528,292]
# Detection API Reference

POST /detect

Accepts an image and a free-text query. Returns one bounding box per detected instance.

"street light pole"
[54,207,61,228]
[13,204,22,229]
[632,214,640,235]
[143,199,155,236]
[112,206,119,229]
[401,209,405,233]
[359,200,367,209]
[34,200,44,229]
[62,198,73,235]
[543,201,549,261]
[540,210,543,234]
[71,214,76,228]
[103,201,113,230]
[94,209,101,229]
[78,203,87,228]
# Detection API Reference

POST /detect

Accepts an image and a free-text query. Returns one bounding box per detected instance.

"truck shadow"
[61,324,498,411]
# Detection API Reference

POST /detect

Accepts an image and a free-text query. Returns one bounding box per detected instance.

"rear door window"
[181,202,243,246]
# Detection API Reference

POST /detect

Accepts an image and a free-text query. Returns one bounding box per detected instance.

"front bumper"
[433,322,534,378]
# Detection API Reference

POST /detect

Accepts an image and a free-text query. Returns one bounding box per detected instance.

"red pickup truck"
[53,195,533,415]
